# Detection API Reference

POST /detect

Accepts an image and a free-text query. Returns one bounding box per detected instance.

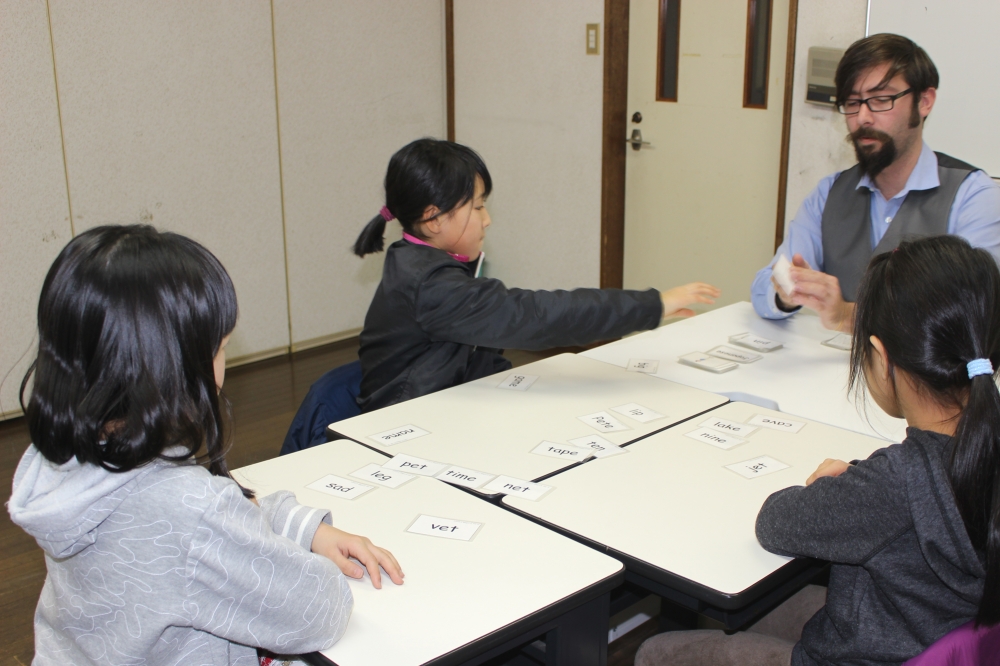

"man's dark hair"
[835,33,939,113]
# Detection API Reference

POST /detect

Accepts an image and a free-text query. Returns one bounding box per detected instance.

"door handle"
[626,129,651,151]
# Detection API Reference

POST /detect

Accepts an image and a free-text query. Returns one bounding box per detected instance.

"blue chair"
[280,360,362,455]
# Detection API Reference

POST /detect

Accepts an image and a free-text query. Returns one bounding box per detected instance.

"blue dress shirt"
[752,142,1000,319]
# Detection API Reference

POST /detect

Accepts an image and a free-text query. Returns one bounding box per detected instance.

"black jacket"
[756,429,985,666]
[357,240,663,412]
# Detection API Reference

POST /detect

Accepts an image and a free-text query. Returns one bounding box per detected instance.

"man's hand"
[774,254,854,332]
[806,458,851,485]
[660,282,721,319]
[311,523,404,589]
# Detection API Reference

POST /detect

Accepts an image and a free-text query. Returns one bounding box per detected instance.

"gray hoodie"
[7,445,353,665]
[756,428,985,666]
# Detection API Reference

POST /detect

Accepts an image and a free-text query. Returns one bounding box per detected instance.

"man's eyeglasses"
[837,89,913,115]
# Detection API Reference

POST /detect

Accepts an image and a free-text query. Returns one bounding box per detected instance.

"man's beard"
[848,127,896,179]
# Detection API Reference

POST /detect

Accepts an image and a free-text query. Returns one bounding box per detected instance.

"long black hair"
[849,235,1000,625]
[353,138,493,257]
[20,225,247,493]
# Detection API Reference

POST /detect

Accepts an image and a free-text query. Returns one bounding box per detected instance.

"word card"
[306,474,375,500]
[407,515,482,541]
[747,414,806,434]
[726,455,790,479]
[707,345,762,364]
[531,441,594,461]
[482,475,553,501]
[772,254,795,294]
[822,333,852,351]
[611,402,665,423]
[496,373,539,391]
[383,453,448,477]
[678,352,737,374]
[368,424,429,446]
[436,465,495,489]
[729,332,783,352]
[700,416,758,437]
[578,411,631,432]
[627,358,660,373]
[568,434,627,459]
[350,464,415,489]
[685,427,746,450]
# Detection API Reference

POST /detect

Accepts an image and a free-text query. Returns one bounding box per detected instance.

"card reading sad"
[725,456,790,479]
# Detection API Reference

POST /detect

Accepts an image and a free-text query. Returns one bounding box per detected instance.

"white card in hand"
[678,352,738,374]
[726,456,790,479]
[627,358,660,373]
[707,345,762,364]
[611,402,665,423]
[407,514,482,541]
[496,373,539,391]
[729,332,783,352]
[306,474,376,500]
[773,254,795,294]
[578,411,631,432]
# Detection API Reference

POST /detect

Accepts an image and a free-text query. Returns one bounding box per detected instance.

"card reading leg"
[350,464,416,489]
[306,474,376,500]
[407,515,482,541]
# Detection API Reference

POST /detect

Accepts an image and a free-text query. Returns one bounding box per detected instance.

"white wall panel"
[273,0,446,347]
[0,0,73,418]
[454,0,604,290]
[48,1,289,361]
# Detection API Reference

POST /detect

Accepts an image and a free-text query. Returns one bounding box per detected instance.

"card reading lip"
[496,373,539,391]
[531,441,594,461]
[368,424,429,446]
[482,475,553,501]
[684,427,746,450]
[382,454,447,477]
[578,411,631,432]
[726,455,790,479]
[567,434,627,458]
[747,414,806,433]
[349,464,416,489]
[611,402,665,423]
[306,474,376,500]
[406,515,482,541]
[627,358,660,373]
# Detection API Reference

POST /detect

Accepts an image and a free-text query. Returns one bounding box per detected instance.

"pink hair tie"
[380,205,395,222]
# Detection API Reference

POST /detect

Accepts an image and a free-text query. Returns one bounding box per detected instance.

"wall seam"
[269,0,294,350]
[45,0,74,237]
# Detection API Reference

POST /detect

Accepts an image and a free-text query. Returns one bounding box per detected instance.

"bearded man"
[751,33,1000,331]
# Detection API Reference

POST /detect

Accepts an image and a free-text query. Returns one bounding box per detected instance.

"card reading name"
[382,454,448,477]
[578,411,631,432]
[747,414,806,433]
[436,465,495,489]
[707,345,762,364]
[349,464,416,489]
[567,434,627,458]
[627,358,660,373]
[729,332,783,352]
[306,474,375,500]
[822,333,852,351]
[612,402,666,423]
[368,424,429,446]
[531,441,594,461]
[700,416,759,437]
[406,515,482,541]
[482,475,553,501]
[726,456,790,479]
[496,373,539,391]
[685,427,746,450]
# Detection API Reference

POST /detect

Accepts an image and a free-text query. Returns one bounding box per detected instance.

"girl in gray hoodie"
[8,225,403,665]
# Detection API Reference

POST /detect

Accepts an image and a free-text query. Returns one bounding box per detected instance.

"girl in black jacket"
[352,138,719,412]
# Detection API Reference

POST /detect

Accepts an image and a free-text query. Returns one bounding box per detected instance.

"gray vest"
[820,152,976,301]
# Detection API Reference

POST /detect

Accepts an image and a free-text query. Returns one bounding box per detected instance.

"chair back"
[280,361,362,455]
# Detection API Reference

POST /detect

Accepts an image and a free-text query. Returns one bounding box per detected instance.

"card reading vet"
[407,515,482,541]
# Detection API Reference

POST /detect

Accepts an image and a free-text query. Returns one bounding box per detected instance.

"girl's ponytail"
[353,214,388,257]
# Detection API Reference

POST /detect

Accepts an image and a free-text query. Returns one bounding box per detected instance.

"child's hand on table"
[660,282,721,319]
[806,458,851,486]
[311,523,405,589]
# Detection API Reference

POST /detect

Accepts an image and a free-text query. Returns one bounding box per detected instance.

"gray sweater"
[7,445,353,665]
[756,428,985,666]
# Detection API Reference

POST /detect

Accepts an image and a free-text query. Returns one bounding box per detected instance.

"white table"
[583,302,908,442]
[502,401,888,629]
[233,440,624,666]
[327,353,727,495]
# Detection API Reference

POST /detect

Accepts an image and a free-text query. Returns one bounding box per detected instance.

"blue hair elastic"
[967,358,993,379]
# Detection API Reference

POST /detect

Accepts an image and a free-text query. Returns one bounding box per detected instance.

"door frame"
[599,0,799,288]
